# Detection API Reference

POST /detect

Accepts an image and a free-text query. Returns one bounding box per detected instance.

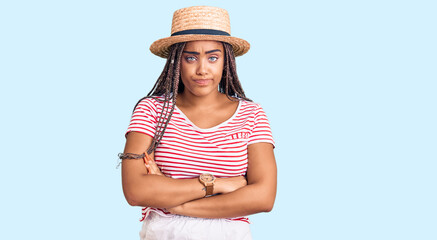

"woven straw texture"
[170,6,231,35]
[150,6,250,58]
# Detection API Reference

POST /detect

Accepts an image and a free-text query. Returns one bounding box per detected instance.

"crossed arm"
[122,131,277,218]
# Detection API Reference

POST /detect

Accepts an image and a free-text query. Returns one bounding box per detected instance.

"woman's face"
[180,40,224,98]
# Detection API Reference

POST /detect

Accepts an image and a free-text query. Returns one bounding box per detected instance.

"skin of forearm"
[123,173,206,208]
[170,182,276,219]
[123,166,236,209]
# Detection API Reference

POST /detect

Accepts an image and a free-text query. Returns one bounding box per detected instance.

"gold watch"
[199,173,216,197]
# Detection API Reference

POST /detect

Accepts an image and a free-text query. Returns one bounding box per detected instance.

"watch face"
[200,173,215,183]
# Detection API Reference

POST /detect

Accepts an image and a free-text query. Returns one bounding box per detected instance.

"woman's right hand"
[214,176,247,194]
[143,152,165,176]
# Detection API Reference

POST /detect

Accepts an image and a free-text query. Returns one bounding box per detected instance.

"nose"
[196,59,207,76]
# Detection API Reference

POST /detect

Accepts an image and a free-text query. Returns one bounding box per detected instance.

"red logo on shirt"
[228,132,250,140]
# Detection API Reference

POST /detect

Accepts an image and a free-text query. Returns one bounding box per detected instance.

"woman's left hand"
[143,153,164,176]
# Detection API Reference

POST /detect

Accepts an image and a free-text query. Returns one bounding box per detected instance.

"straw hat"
[150,6,250,58]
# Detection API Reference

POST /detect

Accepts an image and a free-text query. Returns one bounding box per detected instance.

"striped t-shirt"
[126,96,274,223]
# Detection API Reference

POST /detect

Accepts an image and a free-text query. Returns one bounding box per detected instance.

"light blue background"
[1,0,436,239]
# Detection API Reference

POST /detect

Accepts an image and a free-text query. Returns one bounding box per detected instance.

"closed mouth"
[193,79,212,85]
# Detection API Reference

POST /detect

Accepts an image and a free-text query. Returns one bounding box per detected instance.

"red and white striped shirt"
[126,96,274,223]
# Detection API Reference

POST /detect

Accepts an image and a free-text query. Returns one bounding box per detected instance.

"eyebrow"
[182,49,222,55]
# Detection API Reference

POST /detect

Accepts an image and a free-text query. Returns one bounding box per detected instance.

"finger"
[144,153,165,176]
[142,155,152,174]
[150,162,163,176]
[144,162,152,173]
[145,153,154,163]
[146,154,162,173]
[146,165,153,174]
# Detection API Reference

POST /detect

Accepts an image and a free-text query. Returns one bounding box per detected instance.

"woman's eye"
[209,56,218,62]
[186,56,196,62]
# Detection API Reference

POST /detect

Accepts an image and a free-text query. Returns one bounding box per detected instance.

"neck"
[177,91,225,109]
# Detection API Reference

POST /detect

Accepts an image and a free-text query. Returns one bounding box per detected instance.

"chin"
[187,87,218,97]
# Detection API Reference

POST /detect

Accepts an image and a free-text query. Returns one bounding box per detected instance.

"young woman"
[120,6,277,240]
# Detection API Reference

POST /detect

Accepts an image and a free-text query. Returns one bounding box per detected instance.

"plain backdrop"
[1,0,436,239]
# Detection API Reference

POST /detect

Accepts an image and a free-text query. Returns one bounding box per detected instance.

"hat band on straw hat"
[171,29,230,37]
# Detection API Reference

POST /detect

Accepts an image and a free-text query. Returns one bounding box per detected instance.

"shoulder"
[239,100,264,114]
[238,100,272,125]
[135,96,164,111]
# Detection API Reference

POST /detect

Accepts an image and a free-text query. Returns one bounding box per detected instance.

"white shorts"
[139,211,252,240]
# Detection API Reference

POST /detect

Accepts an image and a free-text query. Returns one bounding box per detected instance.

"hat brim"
[150,35,250,58]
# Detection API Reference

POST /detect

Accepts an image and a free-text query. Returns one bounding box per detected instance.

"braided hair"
[134,42,251,154]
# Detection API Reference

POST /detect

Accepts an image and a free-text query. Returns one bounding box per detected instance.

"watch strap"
[205,184,214,196]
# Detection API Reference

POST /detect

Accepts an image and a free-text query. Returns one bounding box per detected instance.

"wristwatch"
[199,173,216,197]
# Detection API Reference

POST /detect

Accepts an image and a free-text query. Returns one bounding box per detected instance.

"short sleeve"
[125,98,157,138]
[248,104,275,147]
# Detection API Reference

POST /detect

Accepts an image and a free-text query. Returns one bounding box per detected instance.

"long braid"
[133,42,186,154]
[149,43,184,154]
[221,43,251,101]
[132,41,250,154]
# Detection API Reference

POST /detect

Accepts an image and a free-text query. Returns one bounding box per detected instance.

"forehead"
[183,40,223,52]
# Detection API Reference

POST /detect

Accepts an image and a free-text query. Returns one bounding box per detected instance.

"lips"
[193,79,212,86]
